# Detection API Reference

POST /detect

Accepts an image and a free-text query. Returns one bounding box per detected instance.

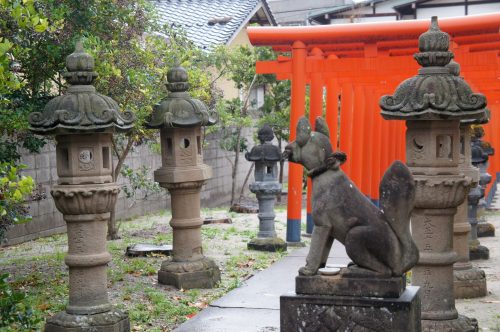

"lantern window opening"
[197,136,202,155]
[102,146,110,169]
[181,138,190,149]
[167,138,173,156]
[61,147,69,170]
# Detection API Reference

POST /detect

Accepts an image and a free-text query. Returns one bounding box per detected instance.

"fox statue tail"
[379,161,419,275]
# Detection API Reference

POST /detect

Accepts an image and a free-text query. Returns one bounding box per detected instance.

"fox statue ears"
[296,117,330,147]
[315,117,330,138]
[296,118,311,147]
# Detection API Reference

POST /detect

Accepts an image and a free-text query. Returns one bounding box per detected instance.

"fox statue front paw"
[299,266,317,276]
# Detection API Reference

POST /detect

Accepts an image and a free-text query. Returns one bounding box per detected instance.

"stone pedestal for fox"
[381,17,487,331]
[281,117,421,331]
[29,43,134,331]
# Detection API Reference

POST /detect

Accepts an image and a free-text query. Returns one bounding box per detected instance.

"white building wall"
[417,6,466,19]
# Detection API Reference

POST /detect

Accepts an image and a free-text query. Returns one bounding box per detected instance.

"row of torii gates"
[247,13,500,243]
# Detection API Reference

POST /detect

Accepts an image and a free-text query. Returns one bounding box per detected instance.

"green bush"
[0,273,41,331]
[0,163,34,241]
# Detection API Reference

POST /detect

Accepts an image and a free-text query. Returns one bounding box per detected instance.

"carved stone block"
[45,309,129,332]
[280,286,421,332]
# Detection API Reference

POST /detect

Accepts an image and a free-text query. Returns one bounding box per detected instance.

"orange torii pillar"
[287,41,307,244]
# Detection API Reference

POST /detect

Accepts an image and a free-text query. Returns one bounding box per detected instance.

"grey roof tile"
[151,0,274,49]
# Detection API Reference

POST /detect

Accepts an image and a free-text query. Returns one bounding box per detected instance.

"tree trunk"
[107,136,134,240]
[230,128,242,207]
[238,163,254,204]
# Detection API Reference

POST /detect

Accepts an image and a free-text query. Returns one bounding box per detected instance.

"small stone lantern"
[245,124,287,252]
[380,17,486,331]
[473,125,496,237]
[469,133,490,260]
[147,66,220,289]
[29,42,134,331]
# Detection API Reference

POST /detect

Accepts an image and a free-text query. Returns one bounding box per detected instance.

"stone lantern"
[473,125,496,238]
[469,132,490,260]
[28,42,134,331]
[380,17,486,331]
[451,69,488,298]
[147,66,220,289]
[245,124,287,252]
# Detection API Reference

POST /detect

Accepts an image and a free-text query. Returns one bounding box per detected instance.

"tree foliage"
[209,45,290,205]
[1,0,215,238]
[0,163,34,241]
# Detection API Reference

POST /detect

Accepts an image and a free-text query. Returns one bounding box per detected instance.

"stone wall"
[3,129,259,246]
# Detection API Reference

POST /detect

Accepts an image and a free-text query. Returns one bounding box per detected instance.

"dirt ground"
[1,202,499,331]
[456,211,500,331]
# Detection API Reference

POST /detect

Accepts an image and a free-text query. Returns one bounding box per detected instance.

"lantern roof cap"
[146,66,217,128]
[245,124,282,162]
[380,17,487,121]
[28,42,135,135]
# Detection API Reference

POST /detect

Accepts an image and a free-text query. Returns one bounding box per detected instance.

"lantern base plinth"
[454,267,487,299]
[469,245,490,260]
[45,309,129,332]
[248,237,287,252]
[158,257,221,289]
[477,222,495,237]
[422,314,478,332]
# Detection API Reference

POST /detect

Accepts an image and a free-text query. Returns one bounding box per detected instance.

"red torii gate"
[247,13,500,243]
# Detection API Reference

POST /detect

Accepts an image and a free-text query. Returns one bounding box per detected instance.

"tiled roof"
[152,0,275,50]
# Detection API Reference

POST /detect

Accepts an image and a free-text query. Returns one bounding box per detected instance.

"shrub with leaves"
[0,273,41,331]
[0,163,34,241]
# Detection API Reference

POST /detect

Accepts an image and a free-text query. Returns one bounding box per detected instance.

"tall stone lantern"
[450,61,487,299]
[147,66,221,289]
[28,42,134,331]
[380,17,486,331]
[245,124,287,252]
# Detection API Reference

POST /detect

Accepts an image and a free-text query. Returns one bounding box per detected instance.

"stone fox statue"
[283,117,419,277]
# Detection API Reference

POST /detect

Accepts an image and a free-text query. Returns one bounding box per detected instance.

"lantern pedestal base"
[422,315,478,332]
[477,222,495,237]
[454,267,487,299]
[247,237,287,252]
[45,309,129,332]
[469,245,490,260]
[158,257,221,289]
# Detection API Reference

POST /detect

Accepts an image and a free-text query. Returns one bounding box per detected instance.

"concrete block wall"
[3,130,259,246]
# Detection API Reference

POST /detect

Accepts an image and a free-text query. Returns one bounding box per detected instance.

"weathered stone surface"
[247,237,287,252]
[45,309,129,332]
[477,222,495,237]
[469,245,490,260]
[295,274,405,298]
[284,116,418,277]
[245,124,286,252]
[125,244,172,257]
[146,67,217,128]
[380,16,484,330]
[29,43,131,332]
[454,268,487,299]
[280,286,421,332]
[28,42,134,135]
[158,257,220,289]
[149,67,220,289]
